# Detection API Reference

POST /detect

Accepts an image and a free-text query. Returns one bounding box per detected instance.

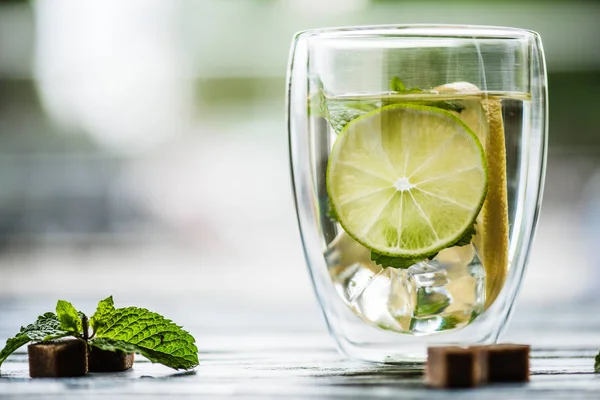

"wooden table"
[0,297,599,399]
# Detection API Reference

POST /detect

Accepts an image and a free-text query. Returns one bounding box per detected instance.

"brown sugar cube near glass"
[426,347,479,388]
[28,339,88,378]
[477,344,530,383]
[88,347,134,372]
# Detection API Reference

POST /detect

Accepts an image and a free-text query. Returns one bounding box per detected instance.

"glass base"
[315,273,510,364]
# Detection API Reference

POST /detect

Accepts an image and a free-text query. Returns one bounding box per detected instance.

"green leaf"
[438,315,461,331]
[390,76,406,91]
[0,313,72,368]
[390,76,424,94]
[427,100,465,113]
[595,352,600,373]
[415,290,451,316]
[326,102,378,135]
[90,296,115,333]
[94,307,199,370]
[453,224,477,247]
[56,300,82,332]
[370,252,427,269]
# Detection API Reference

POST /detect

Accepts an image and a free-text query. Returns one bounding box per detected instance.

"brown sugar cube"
[476,344,530,383]
[88,347,134,372]
[426,346,479,388]
[28,339,88,378]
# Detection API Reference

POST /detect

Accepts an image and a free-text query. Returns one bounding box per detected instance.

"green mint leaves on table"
[0,296,199,371]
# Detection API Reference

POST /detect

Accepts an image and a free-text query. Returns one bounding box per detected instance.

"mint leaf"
[427,100,465,113]
[326,102,378,135]
[415,290,451,316]
[370,252,436,269]
[595,352,600,373]
[453,224,477,247]
[0,313,72,368]
[390,76,406,91]
[390,76,423,94]
[438,315,461,331]
[56,300,82,332]
[93,307,198,370]
[90,296,115,334]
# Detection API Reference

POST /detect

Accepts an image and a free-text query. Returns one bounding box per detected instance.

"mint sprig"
[0,297,199,371]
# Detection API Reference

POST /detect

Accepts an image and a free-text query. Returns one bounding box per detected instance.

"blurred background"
[0,0,598,312]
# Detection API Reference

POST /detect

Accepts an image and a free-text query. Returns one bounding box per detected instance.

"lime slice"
[327,104,488,258]
[435,82,509,308]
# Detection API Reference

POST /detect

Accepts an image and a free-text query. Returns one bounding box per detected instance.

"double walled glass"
[287,25,547,363]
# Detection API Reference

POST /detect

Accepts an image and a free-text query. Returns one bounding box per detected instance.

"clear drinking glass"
[287,25,547,363]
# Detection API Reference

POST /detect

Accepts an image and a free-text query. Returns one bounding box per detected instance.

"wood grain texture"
[0,297,599,399]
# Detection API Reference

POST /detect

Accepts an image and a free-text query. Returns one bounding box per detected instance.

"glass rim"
[294,24,541,41]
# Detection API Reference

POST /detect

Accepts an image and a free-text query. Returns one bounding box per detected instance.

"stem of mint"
[82,315,89,341]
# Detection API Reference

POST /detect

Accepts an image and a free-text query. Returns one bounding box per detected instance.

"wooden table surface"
[0,296,599,399]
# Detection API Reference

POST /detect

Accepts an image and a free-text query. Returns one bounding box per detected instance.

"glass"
[287,25,547,363]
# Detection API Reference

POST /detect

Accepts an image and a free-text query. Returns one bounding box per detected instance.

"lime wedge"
[327,104,488,258]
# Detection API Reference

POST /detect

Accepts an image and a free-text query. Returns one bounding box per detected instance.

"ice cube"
[327,232,486,334]
[387,244,486,334]
[409,261,450,287]
[326,232,383,304]
[337,263,379,303]
[387,268,416,329]
[439,245,485,317]
[354,268,414,332]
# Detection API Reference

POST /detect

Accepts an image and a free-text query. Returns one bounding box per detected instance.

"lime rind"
[326,103,488,259]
